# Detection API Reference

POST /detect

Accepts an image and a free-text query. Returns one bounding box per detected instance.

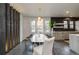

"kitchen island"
[69,34,79,54]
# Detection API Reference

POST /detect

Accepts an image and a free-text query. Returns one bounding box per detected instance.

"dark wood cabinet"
[51,17,79,31]
[0,3,20,54]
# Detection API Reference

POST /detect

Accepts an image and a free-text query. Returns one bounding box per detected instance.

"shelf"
[53,26,64,28]
[55,23,64,25]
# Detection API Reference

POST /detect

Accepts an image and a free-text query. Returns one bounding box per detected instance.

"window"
[31,19,36,33]
[70,21,73,29]
[30,18,51,34]
[64,21,68,29]
[45,19,50,34]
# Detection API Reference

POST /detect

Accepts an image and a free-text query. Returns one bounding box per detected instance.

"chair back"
[42,37,55,55]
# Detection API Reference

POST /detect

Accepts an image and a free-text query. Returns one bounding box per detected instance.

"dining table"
[31,33,49,45]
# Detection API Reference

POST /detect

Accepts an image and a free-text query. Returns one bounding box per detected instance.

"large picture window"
[31,18,50,34]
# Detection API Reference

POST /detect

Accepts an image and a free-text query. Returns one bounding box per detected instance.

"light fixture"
[70,16,72,17]
[38,16,41,20]
[37,7,42,21]
[37,16,43,21]
[41,18,43,21]
[66,11,70,14]
[5,40,8,52]
[65,10,71,17]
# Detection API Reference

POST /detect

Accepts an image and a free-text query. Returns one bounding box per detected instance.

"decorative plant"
[49,20,55,28]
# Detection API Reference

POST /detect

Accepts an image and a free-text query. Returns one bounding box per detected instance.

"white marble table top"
[31,33,48,42]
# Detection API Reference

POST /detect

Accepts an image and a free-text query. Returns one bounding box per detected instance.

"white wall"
[23,16,31,40]
[20,14,24,42]
[20,15,32,42]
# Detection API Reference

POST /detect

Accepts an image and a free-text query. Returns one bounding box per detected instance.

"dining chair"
[33,37,55,55]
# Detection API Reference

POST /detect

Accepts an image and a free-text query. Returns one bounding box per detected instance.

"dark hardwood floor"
[7,40,78,55]
[53,41,78,55]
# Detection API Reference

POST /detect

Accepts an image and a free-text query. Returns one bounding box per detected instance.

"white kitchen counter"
[69,34,79,54]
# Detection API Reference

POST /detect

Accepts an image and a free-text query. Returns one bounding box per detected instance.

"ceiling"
[10,3,79,17]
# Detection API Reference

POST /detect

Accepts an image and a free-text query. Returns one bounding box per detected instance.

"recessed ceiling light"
[70,16,72,17]
[66,11,70,14]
